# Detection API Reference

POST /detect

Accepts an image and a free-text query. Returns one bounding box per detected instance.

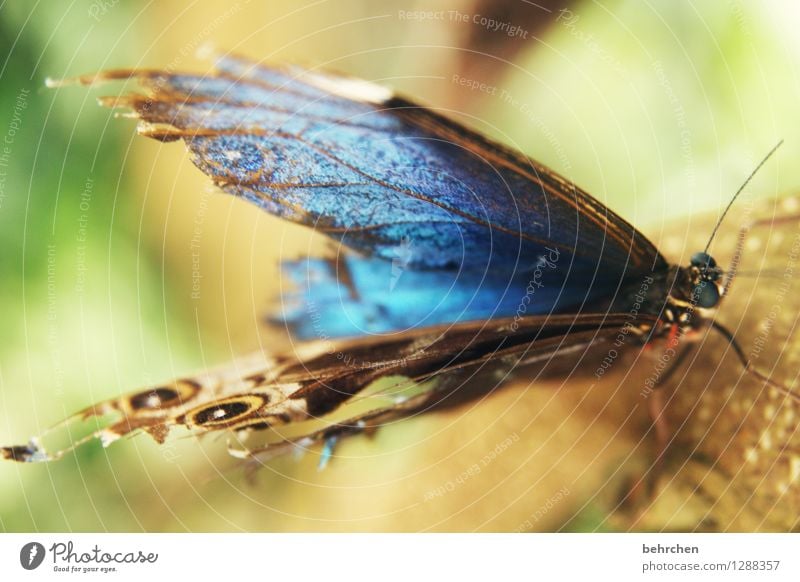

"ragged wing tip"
[45,70,149,89]
[1,440,49,463]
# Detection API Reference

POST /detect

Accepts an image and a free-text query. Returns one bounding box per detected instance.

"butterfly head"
[681,140,783,312]
[687,251,724,309]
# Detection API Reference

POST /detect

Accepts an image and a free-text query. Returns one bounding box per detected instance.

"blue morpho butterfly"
[2,54,791,468]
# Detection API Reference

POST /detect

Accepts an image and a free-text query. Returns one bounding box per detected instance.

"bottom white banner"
[0,533,797,582]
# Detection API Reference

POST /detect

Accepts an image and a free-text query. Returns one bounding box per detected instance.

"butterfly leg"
[618,331,697,518]
[649,341,696,484]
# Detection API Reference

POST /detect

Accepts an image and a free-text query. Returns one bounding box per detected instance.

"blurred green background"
[0,0,798,532]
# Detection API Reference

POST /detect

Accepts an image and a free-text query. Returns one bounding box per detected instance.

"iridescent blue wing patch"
[277,254,567,338]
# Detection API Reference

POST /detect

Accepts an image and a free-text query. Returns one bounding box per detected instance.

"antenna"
[704,139,784,254]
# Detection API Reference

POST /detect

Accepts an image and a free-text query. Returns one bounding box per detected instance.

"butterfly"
[1,53,791,469]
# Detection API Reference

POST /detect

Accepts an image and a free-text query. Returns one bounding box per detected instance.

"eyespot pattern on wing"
[183,394,269,429]
[125,380,202,413]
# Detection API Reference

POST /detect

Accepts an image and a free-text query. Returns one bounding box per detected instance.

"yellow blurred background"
[1,0,799,531]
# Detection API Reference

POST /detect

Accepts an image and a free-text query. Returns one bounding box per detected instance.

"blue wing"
[277,254,571,338]
[89,55,667,339]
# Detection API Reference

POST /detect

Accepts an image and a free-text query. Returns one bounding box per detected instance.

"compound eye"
[693,281,721,308]
[690,251,717,269]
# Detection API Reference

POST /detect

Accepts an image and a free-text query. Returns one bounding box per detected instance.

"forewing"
[76,55,666,335]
